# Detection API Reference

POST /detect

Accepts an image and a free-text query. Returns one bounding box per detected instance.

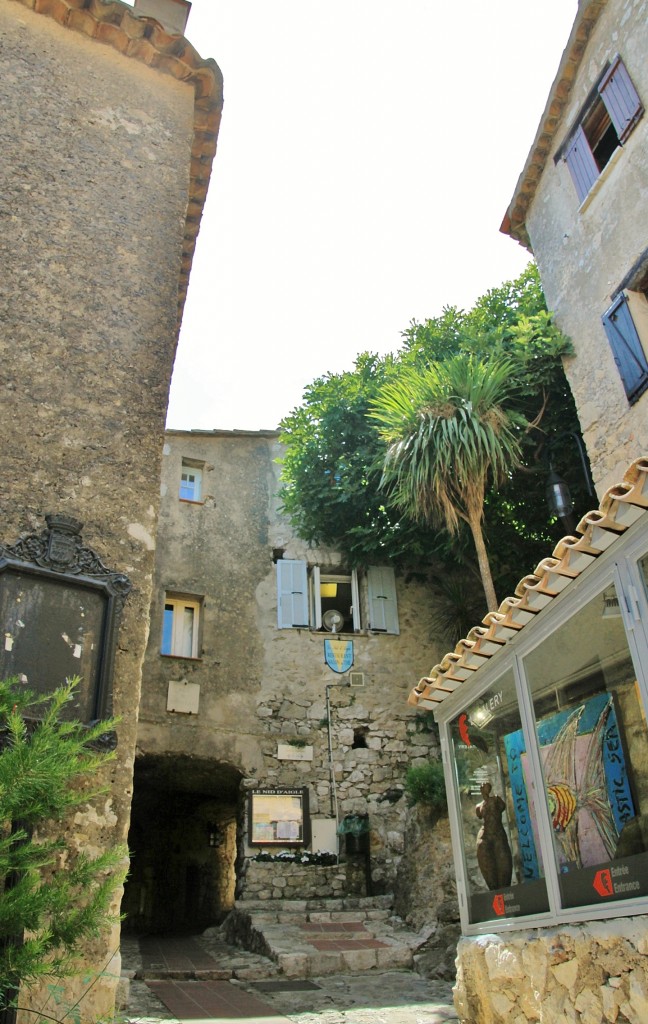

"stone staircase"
[223,895,426,978]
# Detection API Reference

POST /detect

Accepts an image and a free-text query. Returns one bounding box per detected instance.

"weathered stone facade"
[127,430,450,934]
[502,0,648,495]
[0,1,222,1018]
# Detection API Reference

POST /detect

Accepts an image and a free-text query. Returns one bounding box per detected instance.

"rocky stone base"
[454,915,648,1024]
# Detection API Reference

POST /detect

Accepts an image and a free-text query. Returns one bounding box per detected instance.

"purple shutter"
[601,294,648,403]
[564,125,598,203]
[599,57,643,143]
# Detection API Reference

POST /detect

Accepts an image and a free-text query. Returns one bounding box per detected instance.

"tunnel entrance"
[121,753,243,934]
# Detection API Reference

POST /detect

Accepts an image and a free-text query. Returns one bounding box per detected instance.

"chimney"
[133,0,191,36]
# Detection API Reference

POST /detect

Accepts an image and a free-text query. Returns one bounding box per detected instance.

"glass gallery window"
[439,527,648,933]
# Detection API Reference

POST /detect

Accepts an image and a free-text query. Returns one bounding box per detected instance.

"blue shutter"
[599,57,643,143]
[367,567,399,635]
[277,559,309,628]
[564,125,598,203]
[601,294,648,403]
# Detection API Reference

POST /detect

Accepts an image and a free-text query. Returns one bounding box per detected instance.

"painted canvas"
[504,693,636,877]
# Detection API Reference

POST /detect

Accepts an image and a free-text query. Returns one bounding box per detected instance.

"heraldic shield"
[324,638,354,673]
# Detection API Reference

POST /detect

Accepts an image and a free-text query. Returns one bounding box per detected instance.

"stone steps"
[224,895,425,978]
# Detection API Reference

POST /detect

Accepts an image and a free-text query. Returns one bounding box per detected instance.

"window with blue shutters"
[563,56,643,203]
[367,566,399,635]
[276,561,399,634]
[601,292,648,404]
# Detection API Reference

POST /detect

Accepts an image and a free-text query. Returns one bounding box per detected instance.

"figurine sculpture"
[476,782,513,890]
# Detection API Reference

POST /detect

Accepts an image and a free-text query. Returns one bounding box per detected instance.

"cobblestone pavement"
[120,934,459,1024]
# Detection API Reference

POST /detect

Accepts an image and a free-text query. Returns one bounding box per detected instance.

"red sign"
[492,894,505,916]
[593,869,614,897]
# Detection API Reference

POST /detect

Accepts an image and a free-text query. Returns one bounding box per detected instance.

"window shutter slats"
[564,125,599,203]
[599,57,643,143]
[277,559,309,628]
[601,294,648,403]
[367,566,399,635]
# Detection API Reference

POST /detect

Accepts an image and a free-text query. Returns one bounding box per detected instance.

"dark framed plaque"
[0,514,131,722]
[248,787,311,847]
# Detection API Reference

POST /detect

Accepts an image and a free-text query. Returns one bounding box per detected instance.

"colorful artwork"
[504,693,636,877]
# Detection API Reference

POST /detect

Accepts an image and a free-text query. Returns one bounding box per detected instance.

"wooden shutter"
[601,293,648,402]
[277,559,309,628]
[564,125,599,203]
[367,567,399,635]
[311,565,322,630]
[599,57,643,143]
[351,570,361,632]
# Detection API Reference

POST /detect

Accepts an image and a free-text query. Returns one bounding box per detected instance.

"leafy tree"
[278,264,592,607]
[278,353,452,567]
[370,355,524,611]
[0,678,127,1015]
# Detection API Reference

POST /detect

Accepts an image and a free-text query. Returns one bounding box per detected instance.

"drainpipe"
[325,681,349,857]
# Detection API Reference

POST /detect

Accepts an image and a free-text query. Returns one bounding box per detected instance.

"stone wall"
[133,430,446,915]
[523,0,648,494]
[239,862,347,901]
[0,1,219,1017]
[454,916,648,1024]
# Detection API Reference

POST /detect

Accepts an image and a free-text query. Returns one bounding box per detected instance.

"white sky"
[167,0,578,432]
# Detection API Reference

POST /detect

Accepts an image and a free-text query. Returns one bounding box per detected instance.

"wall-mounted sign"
[324,638,353,673]
[0,514,131,724]
[248,787,310,846]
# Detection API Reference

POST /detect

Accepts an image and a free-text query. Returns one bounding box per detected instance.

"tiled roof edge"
[13,0,224,329]
[409,455,648,711]
[500,0,608,249]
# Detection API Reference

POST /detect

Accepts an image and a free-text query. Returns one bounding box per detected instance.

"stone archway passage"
[121,754,243,934]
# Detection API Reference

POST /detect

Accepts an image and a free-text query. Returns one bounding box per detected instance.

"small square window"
[161,594,202,658]
[179,460,203,502]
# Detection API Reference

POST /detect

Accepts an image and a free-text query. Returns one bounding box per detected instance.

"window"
[562,56,643,203]
[276,560,399,634]
[602,289,648,403]
[161,594,201,658]
[179,460,203,502]
[438,528,648,934]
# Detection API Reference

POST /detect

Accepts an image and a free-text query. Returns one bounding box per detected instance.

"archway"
[121,753,243,934]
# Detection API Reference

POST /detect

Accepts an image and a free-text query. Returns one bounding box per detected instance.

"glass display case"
[438,528,648,932]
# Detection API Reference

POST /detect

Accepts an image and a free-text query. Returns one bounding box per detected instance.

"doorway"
[121,753,242,934]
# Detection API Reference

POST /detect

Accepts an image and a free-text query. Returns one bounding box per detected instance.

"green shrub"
[404,761,447,812]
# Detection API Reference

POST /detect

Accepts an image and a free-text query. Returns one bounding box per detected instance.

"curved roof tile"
[409,455,648,711]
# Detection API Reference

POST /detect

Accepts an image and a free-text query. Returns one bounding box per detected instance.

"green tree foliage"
[0,678,127,1011]
[279,353,451,567]
[370,355,524,611]
[278,264,592,604]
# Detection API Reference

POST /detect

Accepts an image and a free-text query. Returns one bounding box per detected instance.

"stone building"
[0,0,222,1018]
[124,429,445,934]
[501,0,648,494]
[407,2,648,1021]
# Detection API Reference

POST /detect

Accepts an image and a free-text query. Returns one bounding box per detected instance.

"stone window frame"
[434,515,648,936]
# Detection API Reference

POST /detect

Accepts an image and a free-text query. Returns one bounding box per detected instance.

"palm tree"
[370,354,524,613]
